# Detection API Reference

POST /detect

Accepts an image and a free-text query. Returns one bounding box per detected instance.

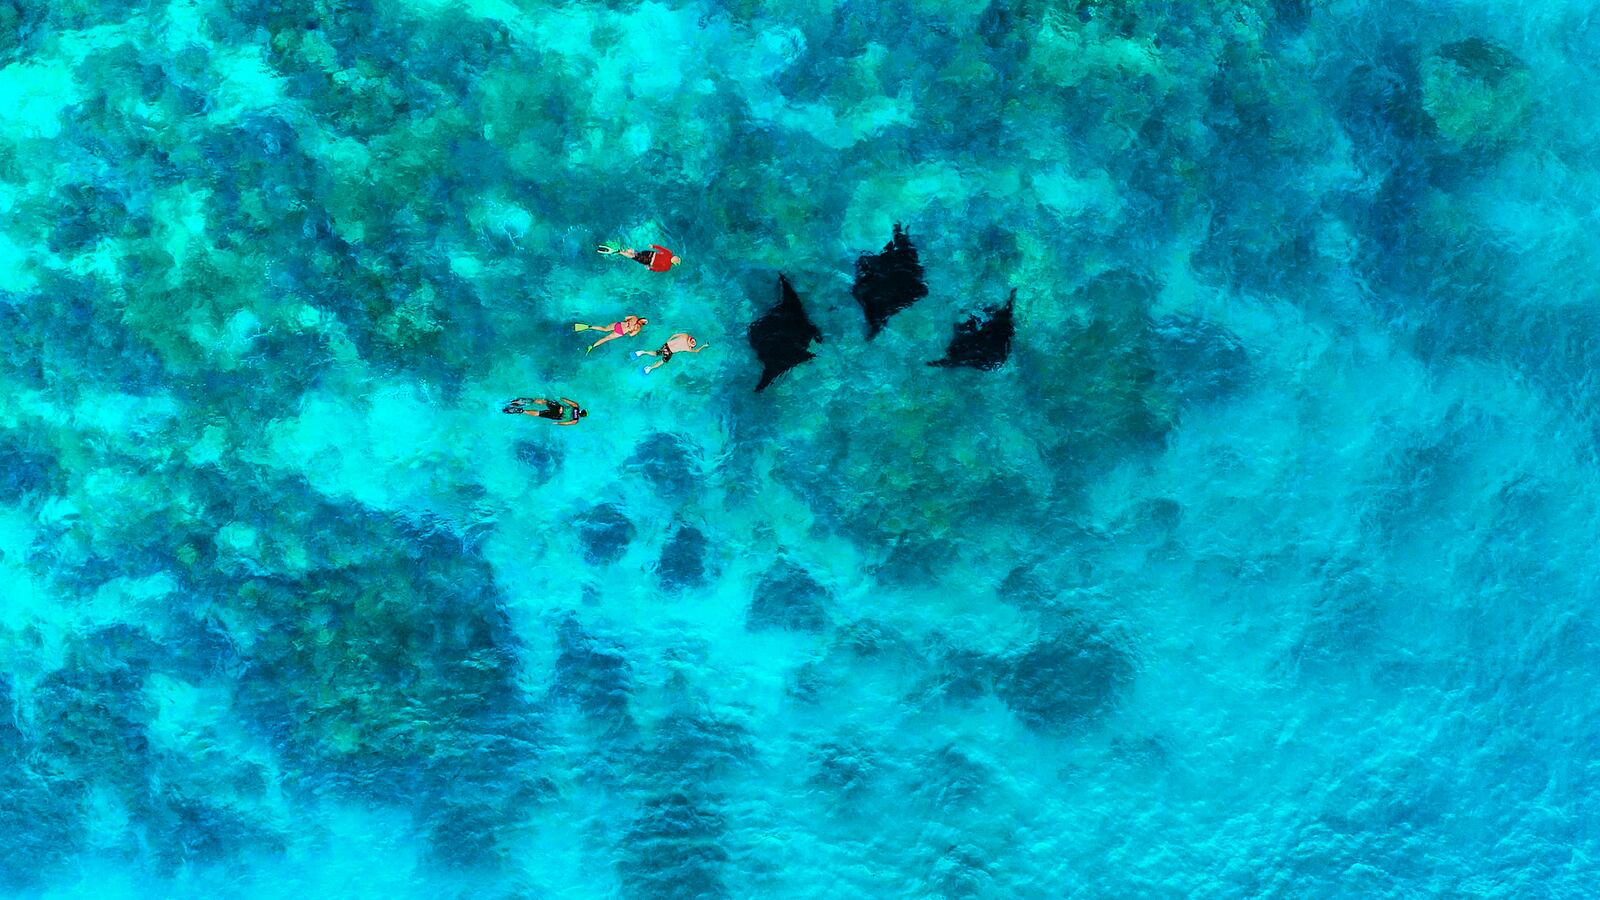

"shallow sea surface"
[3,0,1599,897]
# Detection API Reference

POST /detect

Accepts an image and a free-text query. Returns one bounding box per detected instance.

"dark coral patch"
[646,712,754,781]
[0,437,54,501]
[625,432,702,499]
[747,562,831,633]
[997,620,1133,731]
[1149,313,1251,405]
[575,503,635,565]
[47,183,132,253]
[552,615,633,725]
[144,797,286,869]
[809,740,880,799]
[1436,37,1526,88]
[929,647,1003,705]
[656,523,710,591]
[618,791,731,900]
[513,439,560,484]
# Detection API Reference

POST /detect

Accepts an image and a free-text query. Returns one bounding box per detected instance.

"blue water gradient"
[3,0,1599,896]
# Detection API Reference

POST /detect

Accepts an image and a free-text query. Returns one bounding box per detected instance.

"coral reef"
[1422,38,1533,149]
[996,618,1134,731]
[1,0,1593,894]
[747,562,831,633]
[655,522,710,592]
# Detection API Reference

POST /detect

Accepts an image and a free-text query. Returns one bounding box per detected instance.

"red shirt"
[648,245,675,272]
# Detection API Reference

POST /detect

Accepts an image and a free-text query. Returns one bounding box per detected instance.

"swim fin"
[596,241,622,255]
[574,323,591,332]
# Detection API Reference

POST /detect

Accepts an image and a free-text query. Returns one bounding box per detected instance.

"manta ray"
[929,289,1016,371]
[852,223,928,340]
[748,274,823,392]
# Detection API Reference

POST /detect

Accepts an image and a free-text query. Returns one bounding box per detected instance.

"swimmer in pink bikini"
[576,315,648,353]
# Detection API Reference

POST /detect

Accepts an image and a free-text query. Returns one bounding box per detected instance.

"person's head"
[670,255,682,266]
[578,408,588,418]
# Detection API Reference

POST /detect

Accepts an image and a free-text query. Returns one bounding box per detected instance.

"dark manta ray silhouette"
[930,289,1016,371]
[749,274,823,392]
[852,223,928,339]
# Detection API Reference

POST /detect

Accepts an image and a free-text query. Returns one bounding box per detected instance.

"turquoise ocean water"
[4,0,1599,896]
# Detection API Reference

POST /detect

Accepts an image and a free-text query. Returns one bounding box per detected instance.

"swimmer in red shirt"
[597,242,681,272]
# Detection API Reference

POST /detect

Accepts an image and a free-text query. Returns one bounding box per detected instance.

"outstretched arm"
[560,398,579,407]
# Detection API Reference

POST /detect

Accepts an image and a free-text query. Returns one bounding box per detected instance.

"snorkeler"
[597,242,681,273]
[574,315,648,353]
[632,333,705,374]
[503,397,587,425]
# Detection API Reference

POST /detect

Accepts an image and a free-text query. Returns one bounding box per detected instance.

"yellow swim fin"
[573,323,590,332]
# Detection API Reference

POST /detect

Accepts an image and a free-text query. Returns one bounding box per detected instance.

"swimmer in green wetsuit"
[503,397,587,425]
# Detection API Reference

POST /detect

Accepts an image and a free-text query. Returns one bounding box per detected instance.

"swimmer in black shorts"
[632,332,704,374]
